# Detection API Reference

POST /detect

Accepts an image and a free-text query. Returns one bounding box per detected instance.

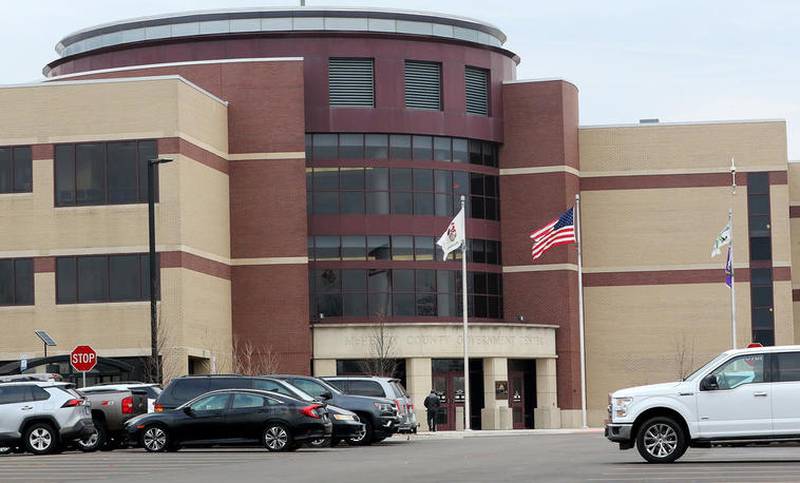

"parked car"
[126,388,332,452]
[75,388,148,451]
[324,376,419,434]
[606,345,800,463]
[82,382,162,412]
[154,375,364,446]
[0,381,94,455]
[272,375,400,445]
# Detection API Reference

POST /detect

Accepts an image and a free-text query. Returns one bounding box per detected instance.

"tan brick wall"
[579,121,787,175]
[585,283,752,426]
[581,187,750,271]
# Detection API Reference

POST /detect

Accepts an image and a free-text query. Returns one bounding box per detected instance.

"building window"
[0,258,34,306]
[750,268,775,346]
[464,66,489,116]
[56,253,158,304]
[310,268,502,319]
[305,133,497,166]
[307,167,499,220]
[405,61,442,110]
[54,140,157,207]
[308,235,501,264]
[328,58,375,108]
[0,146,32,193]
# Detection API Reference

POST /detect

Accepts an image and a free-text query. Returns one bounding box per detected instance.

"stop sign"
[70,345,97,373]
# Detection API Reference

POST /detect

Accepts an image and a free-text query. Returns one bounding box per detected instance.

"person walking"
[424,389,441,432]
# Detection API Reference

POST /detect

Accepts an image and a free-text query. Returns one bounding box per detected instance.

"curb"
[393,428,603,440]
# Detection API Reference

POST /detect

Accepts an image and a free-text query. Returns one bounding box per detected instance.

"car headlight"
[612,397,634,418]
[333,414,356,421]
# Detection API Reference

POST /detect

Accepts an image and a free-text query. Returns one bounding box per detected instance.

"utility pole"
[148,158,173,384]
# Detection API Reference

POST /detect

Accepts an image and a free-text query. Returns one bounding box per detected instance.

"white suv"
[606,345,800,463]
[0,381,94,454]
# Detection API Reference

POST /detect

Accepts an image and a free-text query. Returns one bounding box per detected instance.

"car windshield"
[683,353,730,381]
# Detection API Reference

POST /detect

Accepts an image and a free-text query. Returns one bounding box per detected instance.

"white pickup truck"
[606,345,800,463]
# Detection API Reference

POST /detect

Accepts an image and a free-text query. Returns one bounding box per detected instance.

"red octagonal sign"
[70,345,97,373]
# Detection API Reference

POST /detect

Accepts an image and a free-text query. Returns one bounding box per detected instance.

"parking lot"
[4,432,800,483]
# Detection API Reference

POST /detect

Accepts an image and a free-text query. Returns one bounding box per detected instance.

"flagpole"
[460,195,471,431]
[730,158,737,349]
[575,193,588,429]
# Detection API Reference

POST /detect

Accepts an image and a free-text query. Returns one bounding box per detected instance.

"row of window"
[308,235,502,265]
[329,58,489,115]
[0,146,32,194]
[747,172,774,346]
[306,167,500,220]
[56,254,158,304]
[55,140,158,207]
[305,133,498,167]
[0,259,34,306]
[310,268,503,319]
[711,351,800,389]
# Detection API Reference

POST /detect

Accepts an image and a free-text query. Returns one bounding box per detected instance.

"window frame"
[0,257,34,307]
[54,140,158,207]
[464,66,490,116]
[0,146,33,194]
[404,60,443,111]
[55,253,159,305]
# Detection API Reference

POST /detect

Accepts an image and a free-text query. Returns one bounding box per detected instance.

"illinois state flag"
[437,207,465,260]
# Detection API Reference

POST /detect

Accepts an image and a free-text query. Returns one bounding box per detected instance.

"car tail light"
[300,404,323,419]
[394,399,404,415]
[409,403,414,411]
[61,399,85,408]
[154,403,164,413]
[121,396,134,415]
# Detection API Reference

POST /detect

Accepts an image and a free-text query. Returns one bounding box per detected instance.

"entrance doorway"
[431,359,483,430]
[508,359,536,429]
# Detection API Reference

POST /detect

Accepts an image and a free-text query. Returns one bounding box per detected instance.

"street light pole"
[148,158,173,384]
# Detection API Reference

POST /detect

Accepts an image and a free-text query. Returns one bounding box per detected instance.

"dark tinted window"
[776,352,800,382]
[750,237,772,260]
[55,140,157,206]
[348,380,386,397]
[0,146,32,193]
[252,379,293,396]
[0,386,29,404]
[365,134,388,159]
[170,379,210,403]
[57,254,156,304]
[190,394,230,411]
[339,134,364,159]
[289,378,328,398]
[389,135,412,159]
[30,386,50,401]
[0,258,34,306]
[232,393,266,409]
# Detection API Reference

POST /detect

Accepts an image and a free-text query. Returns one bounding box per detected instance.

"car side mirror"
[702,374,719,391]
[182,406,194,416]
[320,391,333,401]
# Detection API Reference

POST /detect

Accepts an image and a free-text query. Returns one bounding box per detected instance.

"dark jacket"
[424,392,440,411]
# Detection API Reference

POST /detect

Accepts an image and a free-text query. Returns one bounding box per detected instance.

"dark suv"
[272,375,400,445]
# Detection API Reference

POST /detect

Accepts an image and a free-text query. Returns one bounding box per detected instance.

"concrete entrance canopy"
[312,322,559,430]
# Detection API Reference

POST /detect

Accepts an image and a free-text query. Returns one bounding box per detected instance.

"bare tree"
[231,338,280,376]
[673,331,696,380]
[359,313,399,377]
[140,308,178,385]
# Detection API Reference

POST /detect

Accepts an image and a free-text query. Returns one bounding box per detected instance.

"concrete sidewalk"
[392,428,603,440]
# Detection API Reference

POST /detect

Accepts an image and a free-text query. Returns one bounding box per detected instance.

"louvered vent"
[465,67,489,116]
[404,61,442,110]
[328,58,375,107]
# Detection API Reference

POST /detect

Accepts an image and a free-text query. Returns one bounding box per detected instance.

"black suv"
[272,375,400,445]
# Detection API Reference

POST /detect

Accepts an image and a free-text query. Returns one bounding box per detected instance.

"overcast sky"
[2,0,797,158]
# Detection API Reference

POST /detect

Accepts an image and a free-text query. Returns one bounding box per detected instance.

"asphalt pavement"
[4,433,800,482]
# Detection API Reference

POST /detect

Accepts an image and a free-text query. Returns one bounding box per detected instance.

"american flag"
[530,207,577,260]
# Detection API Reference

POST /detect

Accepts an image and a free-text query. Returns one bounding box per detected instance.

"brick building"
[0,7,793,429]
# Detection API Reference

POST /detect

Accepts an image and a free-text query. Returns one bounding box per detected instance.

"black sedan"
[125,389,332,452]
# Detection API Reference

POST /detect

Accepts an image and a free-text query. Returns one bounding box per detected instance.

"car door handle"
[20,406,33,410]
[753,392,768,397]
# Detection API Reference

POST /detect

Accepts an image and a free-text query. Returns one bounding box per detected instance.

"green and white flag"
[711,222,731,257]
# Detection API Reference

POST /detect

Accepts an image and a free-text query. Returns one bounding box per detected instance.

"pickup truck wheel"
[347,420,374,446]
[77,422,106,452]
[636,417,687,464]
